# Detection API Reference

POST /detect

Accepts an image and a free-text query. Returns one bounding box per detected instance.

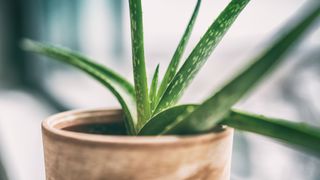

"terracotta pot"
[42,109,234,180]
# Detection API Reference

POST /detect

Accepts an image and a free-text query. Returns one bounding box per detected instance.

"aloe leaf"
[22,39,137,135]
[128,0,151,129]
[154,0,251,114]
[156,0,202,104]
[160,3,320,135]
[149,64,160,112]
[139,104,196,135]
[140,105,320,157]
[223,110,320,157]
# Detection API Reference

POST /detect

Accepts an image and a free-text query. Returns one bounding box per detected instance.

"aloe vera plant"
[22,0,320,157]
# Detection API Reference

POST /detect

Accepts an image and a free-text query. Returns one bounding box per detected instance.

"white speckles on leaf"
[156,0,202,107]
[155,0,250,114]
[129,0,151,130]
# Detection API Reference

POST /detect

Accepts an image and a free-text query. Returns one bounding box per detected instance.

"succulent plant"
[22,0,320,157]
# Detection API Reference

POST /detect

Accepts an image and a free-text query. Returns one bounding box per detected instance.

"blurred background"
[0,0,320,179]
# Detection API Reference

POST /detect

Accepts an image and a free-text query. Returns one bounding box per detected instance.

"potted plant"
[22,0,320,179]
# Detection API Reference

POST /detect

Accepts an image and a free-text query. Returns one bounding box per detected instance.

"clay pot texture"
[42,109,234,180]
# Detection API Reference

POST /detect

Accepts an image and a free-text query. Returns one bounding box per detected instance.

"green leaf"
[149,64,160,112]
[156,0,202,104]
[129,0,151,130]
[159,3,320,135]
[154,0,251,114]
[21,39,138,135]
[139,105,320,157]
[223,110,320,157]
[139,104,196,135]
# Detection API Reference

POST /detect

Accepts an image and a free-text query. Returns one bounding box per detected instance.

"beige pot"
[42,109,234,180]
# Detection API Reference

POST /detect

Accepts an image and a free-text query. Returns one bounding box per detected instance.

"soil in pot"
[62,121,127,135]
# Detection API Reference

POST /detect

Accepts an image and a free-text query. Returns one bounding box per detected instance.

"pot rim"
[42,108,233,147]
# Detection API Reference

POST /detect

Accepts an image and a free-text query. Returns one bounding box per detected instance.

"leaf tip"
[20,39,41,53]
